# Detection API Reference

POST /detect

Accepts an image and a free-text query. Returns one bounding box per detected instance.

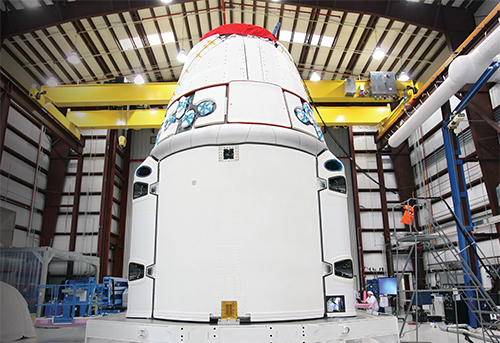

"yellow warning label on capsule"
[221,301,237,320]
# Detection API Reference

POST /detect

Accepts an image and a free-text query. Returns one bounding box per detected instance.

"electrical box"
[344,78,357,97]
[369,72,397,96]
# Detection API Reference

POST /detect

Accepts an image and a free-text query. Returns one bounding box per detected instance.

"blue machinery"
[37,277,128,324]
[441,61,500,327]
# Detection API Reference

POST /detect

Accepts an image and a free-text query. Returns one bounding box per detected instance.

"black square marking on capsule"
[219,146,239,162]
[223,148,234,160]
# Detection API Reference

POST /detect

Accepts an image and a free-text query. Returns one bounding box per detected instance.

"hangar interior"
[1,0,500,342]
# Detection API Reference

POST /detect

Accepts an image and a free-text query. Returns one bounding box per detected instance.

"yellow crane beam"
[29,79,420,136]
[33,80,418,106]
[66,109,165,130]
[66,106,391,130]
[35,83,178,107]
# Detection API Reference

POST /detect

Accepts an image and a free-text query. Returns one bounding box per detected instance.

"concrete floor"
[6,319,490,342]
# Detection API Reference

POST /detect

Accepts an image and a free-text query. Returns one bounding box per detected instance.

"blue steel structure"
[37,277,128,324]
[441,61,500,327]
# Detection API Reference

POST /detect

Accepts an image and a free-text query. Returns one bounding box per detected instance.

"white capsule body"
[127,28,355,322]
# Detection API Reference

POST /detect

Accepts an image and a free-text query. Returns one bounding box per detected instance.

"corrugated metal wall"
[1,103,50,247]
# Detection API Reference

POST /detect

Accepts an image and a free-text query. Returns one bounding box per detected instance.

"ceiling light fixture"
[134,74,145,85]
[67,51,80,65]
[46,77,58,87]
[373,47,385,60]
[161,0,173,3]
[310,71,321,82]
[398,72,410,81]
[177,49,187,63]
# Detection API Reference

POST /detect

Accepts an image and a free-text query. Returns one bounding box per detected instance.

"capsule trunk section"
[127,24,355,323]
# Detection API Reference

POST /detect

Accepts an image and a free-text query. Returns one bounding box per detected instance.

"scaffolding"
[392,198,500,342]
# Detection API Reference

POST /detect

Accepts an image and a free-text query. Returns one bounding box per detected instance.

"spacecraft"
[127,23,354,323]
[86,24,399,342]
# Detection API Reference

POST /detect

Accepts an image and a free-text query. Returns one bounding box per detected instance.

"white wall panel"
[30,212,43,232]
[75,235,98,254]
[463,162,482,184]
[490,83,500,109]
[359,192,381,209]
[116,153,123,169]
[66,159,78,174]
[79,195,101,212]
[381,155,393,169]
[62,176,76,193]
[361,231,385,250]
[458,131,476,158]
[409,145,420,167]
[60,195,73,206]
[55,215,72,233]
[77,215,100,234]
[83,139,107,155]
[80,175,104,193]
[429,173,450,197]
[52,235,70,251]
[1,151,36,183]
[4,130,44,166]
[360,211,383,229]
[81,129,108,136]
[423,131,443,155]
[430,198,453,222]
[11,229,40,247]
[468,182,489,210]
[111,218,119,235]
[353,135,376,151]
[112,202,120,217]
[363,253,387,271]
[83,157,105,173]
[8,108,49,148]
[113,185,121,200]
[386,192,400,202]
[0,176,34,206]
[384,172,398,189]
[356,172,379,189]
[35,173,48,191]
[477,240,500,266]
[354,154,377,169]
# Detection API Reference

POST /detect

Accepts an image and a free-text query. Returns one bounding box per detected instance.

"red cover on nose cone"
[201,23,278,42]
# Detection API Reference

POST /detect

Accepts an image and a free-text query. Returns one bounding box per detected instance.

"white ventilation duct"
[388,20,500,148]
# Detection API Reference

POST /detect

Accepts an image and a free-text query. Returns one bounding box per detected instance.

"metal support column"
[348,127,366,289]
[0,79,12,164]
[440,61,499,327]
[442,114,480,327]
[98,130,118,279]
[376,151,394,276]
[114,130,132,276]
[40,140,70,247]
[67,153,84,278]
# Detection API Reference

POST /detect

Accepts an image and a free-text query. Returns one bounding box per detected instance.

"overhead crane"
[29,79,421,138]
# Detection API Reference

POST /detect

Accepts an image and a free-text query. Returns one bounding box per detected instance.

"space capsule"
[127,23,355,323]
